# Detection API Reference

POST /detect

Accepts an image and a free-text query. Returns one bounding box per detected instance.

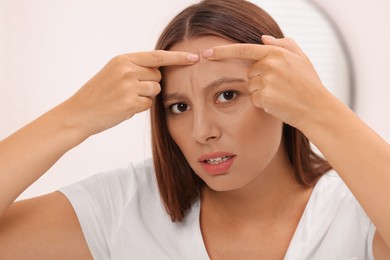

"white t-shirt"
[59,159,376,260]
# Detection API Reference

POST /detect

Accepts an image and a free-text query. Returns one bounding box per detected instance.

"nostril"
[205,136,218,143]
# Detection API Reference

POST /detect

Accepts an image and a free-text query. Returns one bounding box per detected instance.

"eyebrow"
[163,77,246,102]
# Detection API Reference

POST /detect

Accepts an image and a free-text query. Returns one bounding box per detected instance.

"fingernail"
[262,35,276,40]
[202,48,214,58]
[187,54,199,62]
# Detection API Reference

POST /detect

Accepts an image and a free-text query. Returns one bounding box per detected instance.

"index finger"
[203,44,271,61]
[126,50,199,68]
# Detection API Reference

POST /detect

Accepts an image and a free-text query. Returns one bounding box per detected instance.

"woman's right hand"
[0,50,199,216]
[61,50,199,138]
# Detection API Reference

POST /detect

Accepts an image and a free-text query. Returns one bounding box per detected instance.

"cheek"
[166,118,190,150]
[233,107,283,154]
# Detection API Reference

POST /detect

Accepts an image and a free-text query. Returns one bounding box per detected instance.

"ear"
[261,35,306,57]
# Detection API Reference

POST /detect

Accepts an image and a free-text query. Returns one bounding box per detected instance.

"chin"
[203,179,245,192]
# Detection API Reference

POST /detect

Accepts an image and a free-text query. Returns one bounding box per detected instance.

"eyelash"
[168,103,191,115]
[167,90,240,115]
[215,90,239,104]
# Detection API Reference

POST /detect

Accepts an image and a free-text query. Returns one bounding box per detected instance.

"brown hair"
[151,0,332,222]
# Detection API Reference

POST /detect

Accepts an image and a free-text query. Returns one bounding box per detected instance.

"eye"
[169,103,191,114]
[216,90,238,104]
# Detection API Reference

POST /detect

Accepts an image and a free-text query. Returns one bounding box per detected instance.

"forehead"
[170,36,234,53]
[164,36,252,87]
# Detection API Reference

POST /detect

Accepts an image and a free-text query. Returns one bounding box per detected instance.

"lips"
[205,155,232,165]
[198,152,236,175]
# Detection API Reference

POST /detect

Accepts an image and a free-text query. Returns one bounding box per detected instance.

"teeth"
[206,156,231,165]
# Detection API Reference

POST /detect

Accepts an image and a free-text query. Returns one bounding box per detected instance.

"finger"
[250,90,264,109]
[248,76,269,109]
[133,96,154,114]
[137,81,161,98]
[247,58,280,79]
[126,50,199,68]
[247,62,265,80]
[202,44,271,61]
[129,67,161,82]
[261,35,306,57]
[248,75,263,94]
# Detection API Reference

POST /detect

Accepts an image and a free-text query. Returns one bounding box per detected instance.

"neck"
[201,147,313,226]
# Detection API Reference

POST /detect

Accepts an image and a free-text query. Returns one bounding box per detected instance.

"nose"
[192,108,221,144]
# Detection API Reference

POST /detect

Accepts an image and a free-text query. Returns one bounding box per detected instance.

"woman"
[1,0,390,259]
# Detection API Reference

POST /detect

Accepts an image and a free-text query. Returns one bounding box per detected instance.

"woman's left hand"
[203,36,335,130]
[206,37,390,256]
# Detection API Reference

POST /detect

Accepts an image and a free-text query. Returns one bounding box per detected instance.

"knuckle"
[236,45,250,57]
[153,83,161,96]
[259,60,273,71]
[109,56,137,78]
[154,69,162,82]
[148,82,161,95]
[122,68,138,79]
[136,98,153,112]
[273,48,285,58]
[110,54,128,65]
[264,57,278,69]
[249,75,263,87]
[143,98,153,108]
[285,37,295,45]
[153,81,161,90]
[151,50,165,63]
[248,83,259,94]
[273,48,289,63]
[250,91,262,107]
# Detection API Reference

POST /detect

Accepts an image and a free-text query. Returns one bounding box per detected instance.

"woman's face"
[163,36,285,191]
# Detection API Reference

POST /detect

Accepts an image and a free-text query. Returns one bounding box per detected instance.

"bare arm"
[0,50,199,258]
[0,103,86,216]
[297,88,390,258]
[0,192,93,260]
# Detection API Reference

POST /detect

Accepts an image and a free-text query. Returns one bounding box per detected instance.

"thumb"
[261,35,306,57]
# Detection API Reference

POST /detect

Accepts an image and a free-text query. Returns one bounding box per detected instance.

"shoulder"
[94,158,156,186]
[58,158,159,222]
[59,159,206,259]
[313,170,364,212]
[60,158,157,202]
[286,170,376,259]
[309,170,372,228]
[57,159,165,259]
[313,170,354,201]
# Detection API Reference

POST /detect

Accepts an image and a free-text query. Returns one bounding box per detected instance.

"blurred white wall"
[313,0,390,137]
[0,0,197,199]
[0,0,389,200]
